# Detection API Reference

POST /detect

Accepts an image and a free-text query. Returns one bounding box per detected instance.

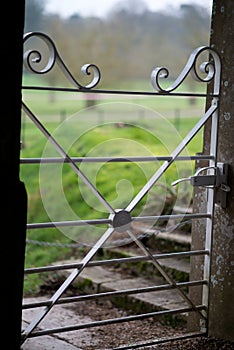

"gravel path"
[66,298,234,350]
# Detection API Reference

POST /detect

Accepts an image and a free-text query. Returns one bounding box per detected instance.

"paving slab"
[21,328,81,350]
[60,264,188,312]
[21,297,97,350]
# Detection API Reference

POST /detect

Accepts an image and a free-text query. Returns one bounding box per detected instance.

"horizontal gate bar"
[26,218,111,229]
[25,249,209,274]
[22,85,219,98]
[24,305,206,338]
[23,279,207,309]
[26,213,210,229]
[132,213,211,221]
[20,155,214,164]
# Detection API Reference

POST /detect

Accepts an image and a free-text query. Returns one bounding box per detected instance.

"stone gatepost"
[188,0,234,341]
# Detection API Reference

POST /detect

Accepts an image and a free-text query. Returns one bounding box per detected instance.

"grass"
[22,73,206,120]
[21,74,206,295]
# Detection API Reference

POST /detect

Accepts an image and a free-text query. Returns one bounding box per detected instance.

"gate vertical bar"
[0,1,27,349]
[201,97,219,329]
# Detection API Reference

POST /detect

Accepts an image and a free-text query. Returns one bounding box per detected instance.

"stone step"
[102,244,190,283]
[57,262,189,325]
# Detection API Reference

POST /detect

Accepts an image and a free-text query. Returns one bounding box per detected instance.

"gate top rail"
[23,31,221,97]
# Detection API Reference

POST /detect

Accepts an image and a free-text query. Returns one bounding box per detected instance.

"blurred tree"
[180,4,210,49]
[109,0,148,16]
[180,4,211,93]
[23,2,211,89]
[24,0,46,32]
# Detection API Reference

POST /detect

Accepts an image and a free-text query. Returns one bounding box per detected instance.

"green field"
[21,75,207,294]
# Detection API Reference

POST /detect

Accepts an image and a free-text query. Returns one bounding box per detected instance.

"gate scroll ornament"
[21,31,221,348]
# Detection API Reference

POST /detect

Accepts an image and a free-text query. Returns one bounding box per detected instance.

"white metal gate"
[20,31,224,349]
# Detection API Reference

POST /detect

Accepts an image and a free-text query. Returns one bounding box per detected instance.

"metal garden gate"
[20,31,225,349]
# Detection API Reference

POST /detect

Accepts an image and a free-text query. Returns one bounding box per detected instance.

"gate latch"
[171,162,230,208]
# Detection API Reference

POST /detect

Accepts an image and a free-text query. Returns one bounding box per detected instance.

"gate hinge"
[172,162,230,208]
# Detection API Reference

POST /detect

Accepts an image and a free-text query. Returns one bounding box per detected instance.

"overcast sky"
[45,0,213,18]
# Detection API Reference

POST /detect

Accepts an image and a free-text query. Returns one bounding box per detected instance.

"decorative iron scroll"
[151,46,221,95]
[23,31,221,94]
[23,31,101,89]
